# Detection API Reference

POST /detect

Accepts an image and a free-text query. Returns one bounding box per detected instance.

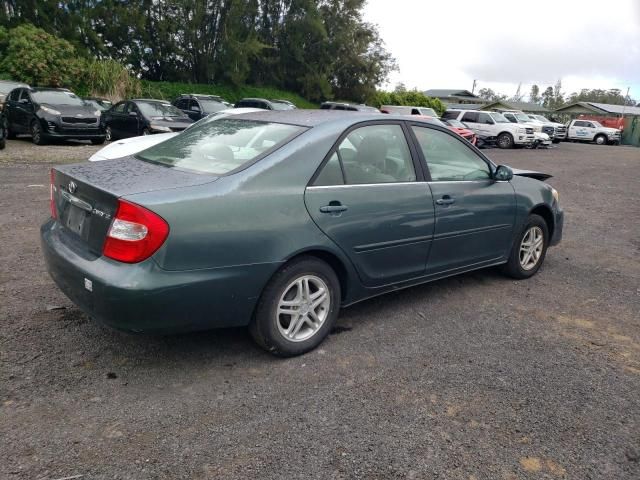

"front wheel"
[501,214,549,279]
[105,126,113,142]
[249,256,341,357]
[31,121,47,145]
[497,132,514,149]
[594,134,607,145]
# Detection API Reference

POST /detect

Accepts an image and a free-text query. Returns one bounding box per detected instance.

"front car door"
[123,102,142,137]
[107,101,128,138]
[410,124,516,274]
[305,122,435,287]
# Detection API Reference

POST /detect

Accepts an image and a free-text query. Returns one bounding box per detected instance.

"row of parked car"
[0,79,622,149]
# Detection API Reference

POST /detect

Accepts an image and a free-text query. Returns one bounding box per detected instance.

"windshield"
[270,102,294,111]
[138,102,186,118]
[445,119,466,129]
[32,90,84,106]
[136,119,305,175]
[420,108,437,117]
[429,118,448,127]
[489,112,510,123]
[515,113,531,123]
[591,120,603,128]
[198,99,227,113]
[534,115,550,122]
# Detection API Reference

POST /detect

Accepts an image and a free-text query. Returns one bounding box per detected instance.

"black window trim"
[308,119,427,187]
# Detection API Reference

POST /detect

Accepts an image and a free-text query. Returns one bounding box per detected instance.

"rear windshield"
[32,90,84,106]
[136,118,305,175]
[198,99,228,113]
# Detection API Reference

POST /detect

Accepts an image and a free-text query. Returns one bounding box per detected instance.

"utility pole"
[622,86,630,116]
[472,79,477,94]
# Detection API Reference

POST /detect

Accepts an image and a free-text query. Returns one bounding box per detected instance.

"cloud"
[364,0,640,99]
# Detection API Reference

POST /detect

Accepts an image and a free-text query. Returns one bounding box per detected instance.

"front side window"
[113,102,127,114]
[412,126,491,182]
[136,119,305,175]
[337,124,416,184]
[478,113,495,124]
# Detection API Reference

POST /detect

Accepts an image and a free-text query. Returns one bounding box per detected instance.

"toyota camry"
[41,111,563,356]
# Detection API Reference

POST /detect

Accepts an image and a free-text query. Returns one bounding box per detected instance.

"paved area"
[1,140,639,479]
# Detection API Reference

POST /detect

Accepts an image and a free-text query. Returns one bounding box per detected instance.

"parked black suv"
[172,94,229,120]
[234,98,294,110]
[4,87,106,145]
[0,110,6,150]
[102,99,193,140]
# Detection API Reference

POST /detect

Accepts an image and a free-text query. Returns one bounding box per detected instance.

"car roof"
[237,98,270,102]
[28,87,74,93]
[130,98,172,104]
[228,109,445,128]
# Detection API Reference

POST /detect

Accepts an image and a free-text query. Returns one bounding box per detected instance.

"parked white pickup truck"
[527,114,567,142]
[501,111,552,148]
[567,119,621,145]
[442,109,535,149]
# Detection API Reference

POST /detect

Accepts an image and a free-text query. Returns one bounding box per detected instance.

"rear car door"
[305,122,435,287]
[410,124,515,274]
[122,102,141,137]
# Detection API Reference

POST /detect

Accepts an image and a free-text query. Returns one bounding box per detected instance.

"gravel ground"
[1,140,639,480]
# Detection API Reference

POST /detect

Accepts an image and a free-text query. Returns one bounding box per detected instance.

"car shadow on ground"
[52,266,512,372]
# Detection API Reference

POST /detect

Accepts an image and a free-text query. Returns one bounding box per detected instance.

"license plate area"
[64,204,88,237]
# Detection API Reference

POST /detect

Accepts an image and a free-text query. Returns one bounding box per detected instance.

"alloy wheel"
[105,127,112,142]
[31,123,41,144]
[276,275,330,342]
[519,226,544,270]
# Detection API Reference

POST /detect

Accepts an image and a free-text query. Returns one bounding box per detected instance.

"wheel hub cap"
[276,275,330,342]
[519,226,544,271]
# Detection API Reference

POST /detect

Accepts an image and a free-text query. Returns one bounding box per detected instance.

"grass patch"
[139,80,317,109]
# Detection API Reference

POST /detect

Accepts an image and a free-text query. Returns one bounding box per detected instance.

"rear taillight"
[103,199,169,263]
[49,169,57,219]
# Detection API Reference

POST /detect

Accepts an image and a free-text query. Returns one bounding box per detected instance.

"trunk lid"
[52,157,217,255]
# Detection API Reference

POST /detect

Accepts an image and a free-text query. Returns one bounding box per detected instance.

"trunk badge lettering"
[68,181,77,194]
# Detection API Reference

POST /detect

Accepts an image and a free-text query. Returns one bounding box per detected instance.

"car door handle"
[319,203,348,214]
[435,196,455,206]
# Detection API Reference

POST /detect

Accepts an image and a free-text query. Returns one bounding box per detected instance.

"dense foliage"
[371,89,446,115]
[0,0,396,103]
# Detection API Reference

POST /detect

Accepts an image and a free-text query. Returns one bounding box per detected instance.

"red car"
[414,116,477,145]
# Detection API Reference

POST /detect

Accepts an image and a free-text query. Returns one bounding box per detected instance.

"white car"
[567,119,621,145]
[89,108,263,161]
[442,109,535,149]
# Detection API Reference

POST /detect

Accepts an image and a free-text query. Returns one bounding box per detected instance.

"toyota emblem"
[68,181,77,194]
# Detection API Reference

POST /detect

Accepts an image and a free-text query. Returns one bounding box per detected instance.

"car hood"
[600,127,620,133]
[89,132,178,161]
[448,127,474,136]
[42,103,98,116]
[511,168,552,181]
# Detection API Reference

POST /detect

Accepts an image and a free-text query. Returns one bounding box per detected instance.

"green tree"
[541,86,554,108]
[529,84,540,104]
[0,24,83,87]
[477,88,507,102]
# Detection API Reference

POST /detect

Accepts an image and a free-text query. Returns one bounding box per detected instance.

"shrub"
[0,24,83,88]
[81,59,141,101]
[370,90,446,116]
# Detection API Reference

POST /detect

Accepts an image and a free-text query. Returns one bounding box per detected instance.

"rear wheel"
[501,214,549,279]
[105,126,113,142]
[595,134,607,145]
[31,121,47,145]
[497,132,514,149]
[249,256,341,357]
[142,128,151,136]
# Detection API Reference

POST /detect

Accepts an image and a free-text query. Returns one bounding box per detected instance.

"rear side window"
[441,111,459,120]
[136,119,305,175]
[338,124,416,184]
[461,112,479,123]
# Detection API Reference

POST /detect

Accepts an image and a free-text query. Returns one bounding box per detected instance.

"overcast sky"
[363,0,640,101]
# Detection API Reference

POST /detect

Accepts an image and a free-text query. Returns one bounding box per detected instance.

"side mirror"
[129,111,138,117]
[494,165,513,181]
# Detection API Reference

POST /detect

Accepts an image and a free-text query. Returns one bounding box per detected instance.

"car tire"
[142,128,151,136]
[595,134,607,145]
[105,127,112,142]
[497,132,514,149]
[249,256,341,357]
[91,137,106,145]
[31,121,46,145]
[501,214,549,280]
[6,119,16,139]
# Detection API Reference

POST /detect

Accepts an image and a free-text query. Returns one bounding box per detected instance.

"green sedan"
[41,111,564,356]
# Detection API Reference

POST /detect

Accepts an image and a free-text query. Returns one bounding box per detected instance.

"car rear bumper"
[41,220,279,333]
